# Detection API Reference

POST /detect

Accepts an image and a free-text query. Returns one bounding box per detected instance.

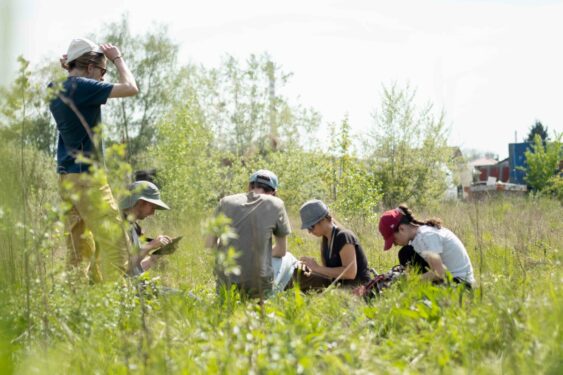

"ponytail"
[397,204,442,229]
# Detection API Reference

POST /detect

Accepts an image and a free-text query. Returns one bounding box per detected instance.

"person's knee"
[398,245,429,273]
[398,245,416,266]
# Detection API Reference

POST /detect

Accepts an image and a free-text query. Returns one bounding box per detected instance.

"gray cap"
[299,199,329,229]
[119,181,170,210]
[249,169,279,190]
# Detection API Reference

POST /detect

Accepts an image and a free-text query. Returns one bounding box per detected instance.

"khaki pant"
[59,173,130,282]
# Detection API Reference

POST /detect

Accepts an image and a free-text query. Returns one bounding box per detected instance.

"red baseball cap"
[378,208,404,251]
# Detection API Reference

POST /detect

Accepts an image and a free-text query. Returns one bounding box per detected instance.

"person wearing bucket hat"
[208,169,292,299]
[378,205,475,288]
[120,180,170,212]
[120,181,174,275]
[50,37,139,282]
[294,200,371,291]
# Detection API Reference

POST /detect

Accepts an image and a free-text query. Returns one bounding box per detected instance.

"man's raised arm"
[101,44,139,98]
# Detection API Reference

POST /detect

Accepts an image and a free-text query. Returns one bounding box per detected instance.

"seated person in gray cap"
[119,181,173,276]
[296,199,371,291]
[208,170,293,298]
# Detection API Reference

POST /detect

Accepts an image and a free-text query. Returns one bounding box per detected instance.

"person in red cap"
[378,205,475,288]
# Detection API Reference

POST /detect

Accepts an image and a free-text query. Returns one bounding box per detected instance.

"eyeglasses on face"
[88,60,107,76]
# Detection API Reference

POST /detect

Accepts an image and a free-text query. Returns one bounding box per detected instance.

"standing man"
[50,37,139,282]
[210,170,292,298]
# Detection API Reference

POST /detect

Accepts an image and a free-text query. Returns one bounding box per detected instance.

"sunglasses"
[88,60,107,77]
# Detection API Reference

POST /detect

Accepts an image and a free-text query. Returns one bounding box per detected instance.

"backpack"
[352,265,405,299]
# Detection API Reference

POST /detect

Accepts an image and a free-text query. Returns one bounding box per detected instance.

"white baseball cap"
[66,38,102,63]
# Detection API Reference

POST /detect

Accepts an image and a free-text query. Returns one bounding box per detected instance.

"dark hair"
[397,204,442,229]
[65,52,106,71]
[135,169,158,186]
[319,214,351,253]
[249,181,275,193]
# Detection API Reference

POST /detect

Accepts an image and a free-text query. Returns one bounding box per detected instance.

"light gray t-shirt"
[411,226,475,284]
[216,192,291,295]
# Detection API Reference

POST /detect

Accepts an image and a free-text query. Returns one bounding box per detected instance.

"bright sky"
[4,0,563,158]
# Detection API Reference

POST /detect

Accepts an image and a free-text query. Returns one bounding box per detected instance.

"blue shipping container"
[509,142,531,184]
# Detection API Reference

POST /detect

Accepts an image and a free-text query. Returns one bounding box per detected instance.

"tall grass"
[1,147,560,374]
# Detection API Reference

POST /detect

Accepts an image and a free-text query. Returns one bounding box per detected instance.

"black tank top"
[321,227,371,284]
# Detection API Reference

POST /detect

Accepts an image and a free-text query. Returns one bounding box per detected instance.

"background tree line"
[1,15,560,226]
[523,121,562,201]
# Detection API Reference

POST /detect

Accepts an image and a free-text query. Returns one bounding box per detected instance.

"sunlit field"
[0,143,560,374]
[1,19,561,373]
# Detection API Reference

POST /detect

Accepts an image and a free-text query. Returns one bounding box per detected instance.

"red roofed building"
[470,158,510,183]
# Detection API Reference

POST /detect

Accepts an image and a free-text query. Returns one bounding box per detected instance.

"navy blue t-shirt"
[49,77,113,173]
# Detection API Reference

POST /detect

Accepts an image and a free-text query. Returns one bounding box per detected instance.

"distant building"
[508,142,532,185]
[471,157,510,183]
[459,143,533,199]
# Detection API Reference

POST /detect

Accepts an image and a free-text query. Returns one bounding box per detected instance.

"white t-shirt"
[411,226,475,284]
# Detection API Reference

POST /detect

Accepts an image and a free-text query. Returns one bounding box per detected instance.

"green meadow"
[0,141,560,374]
[1,22,561,372]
